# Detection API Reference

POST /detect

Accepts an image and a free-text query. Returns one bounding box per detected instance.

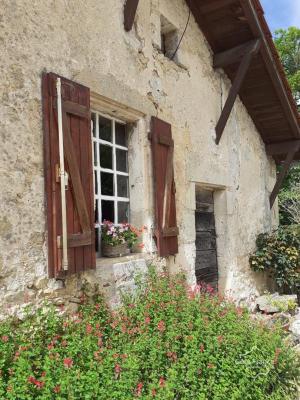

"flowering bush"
[250,225,300,293]
[0,271,299,399]
[101,220,145,249]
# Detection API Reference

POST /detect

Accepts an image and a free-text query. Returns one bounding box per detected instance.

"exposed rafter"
[213,40,260,69]
[266,140,300,156]
[270,147,298,208]
[214,39,261,144]
[239,0,300,139]
[199,0,236,14]
[124,0,140,32]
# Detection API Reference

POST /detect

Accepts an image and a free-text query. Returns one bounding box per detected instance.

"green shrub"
[0,271,299,399]
[250,226,300,292]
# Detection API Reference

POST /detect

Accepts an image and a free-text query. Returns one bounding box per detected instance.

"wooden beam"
[215,39,261,144]
[124,0,139,32]
[270,148,297,208]
[199,0,236,14]
[266,140,300,156]
[240,0,300,139]
[214,40,260,69]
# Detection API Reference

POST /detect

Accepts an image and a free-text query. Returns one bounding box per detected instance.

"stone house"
[1,0,300,317]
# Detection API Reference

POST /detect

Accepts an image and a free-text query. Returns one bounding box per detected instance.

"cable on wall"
[170,1,191,61]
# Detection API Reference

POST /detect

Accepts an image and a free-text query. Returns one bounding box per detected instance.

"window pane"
[95,200,100,252]
[94,171,98,195]
[115,123,127,147]
[118,202,129,223]
[116,149,128,172]
[93,142,97,166]
[100,145,113,169]
[102,200,115,223]
[101,172,114,196]
[92,113,97,137]
[117,175,129,198]
[99,117,112,142]
[95,199,99,223]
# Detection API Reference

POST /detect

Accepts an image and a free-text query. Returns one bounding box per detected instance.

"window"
[92,112,130,252]
[160,15,179,62]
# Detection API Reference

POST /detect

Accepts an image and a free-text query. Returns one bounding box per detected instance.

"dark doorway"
[195,189,218,289]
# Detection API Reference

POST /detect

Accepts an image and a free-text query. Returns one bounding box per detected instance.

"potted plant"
[101,220,145,257]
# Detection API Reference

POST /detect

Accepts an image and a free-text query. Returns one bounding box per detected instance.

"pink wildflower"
[1,335,8,343]
[86,324,93,334]
[53,385,61,393]
[115,364,122,376]
[136,382,143,396]
[159,377,165,387]
[217,335,224,344]
[157,320,166,332]
[63,358,73,368]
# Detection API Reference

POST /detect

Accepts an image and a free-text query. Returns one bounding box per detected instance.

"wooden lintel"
[124,0,140,31]
[215,39,261,144]
[213,39,260,69]
[266,140,300,156]
[270,148,297,208]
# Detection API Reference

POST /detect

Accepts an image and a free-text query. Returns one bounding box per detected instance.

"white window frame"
[91,111,130,229]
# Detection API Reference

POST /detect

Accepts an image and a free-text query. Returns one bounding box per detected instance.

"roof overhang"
[124,0,300,162]
[187,0,300,162]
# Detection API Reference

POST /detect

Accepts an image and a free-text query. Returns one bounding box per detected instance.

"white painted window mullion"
[112,120,118,224]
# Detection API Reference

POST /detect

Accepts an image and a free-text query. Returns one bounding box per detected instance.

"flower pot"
[102,242,130,258]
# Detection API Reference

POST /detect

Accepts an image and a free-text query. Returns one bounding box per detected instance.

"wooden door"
[195,189,218,288]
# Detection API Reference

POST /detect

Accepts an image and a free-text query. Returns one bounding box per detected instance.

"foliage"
[278,164,300,225]
[101,220,145,248]
[250,226,300,292]
[0,271,299,399]
[274,27,300,108]
[274,27,300,226]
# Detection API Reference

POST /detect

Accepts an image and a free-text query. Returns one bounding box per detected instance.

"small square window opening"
[160,15,179,63]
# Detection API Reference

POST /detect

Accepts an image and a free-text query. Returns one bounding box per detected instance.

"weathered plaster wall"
[0,0,277,317]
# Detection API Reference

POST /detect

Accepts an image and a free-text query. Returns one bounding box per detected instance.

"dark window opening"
[195,189,218,290]
[160,15,179,62]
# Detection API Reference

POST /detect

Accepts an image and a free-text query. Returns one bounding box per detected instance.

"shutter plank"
[63,100,90,119]
[42,73,95,277]
[57,232,92,248]
[151,117,179,257]
[162,142,174,233]
[63,113,91,233]
[79,86,93,272]
[70,83,83,274]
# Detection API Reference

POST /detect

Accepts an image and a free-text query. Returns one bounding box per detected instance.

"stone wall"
[0,0,277,318]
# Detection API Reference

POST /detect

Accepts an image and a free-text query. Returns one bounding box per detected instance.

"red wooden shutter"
[151,117,179,257]
[42,72,96,278]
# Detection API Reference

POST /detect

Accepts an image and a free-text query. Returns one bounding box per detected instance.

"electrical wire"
[170,1,191,61]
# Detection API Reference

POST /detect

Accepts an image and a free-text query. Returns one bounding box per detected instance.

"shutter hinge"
[55,164,69,190]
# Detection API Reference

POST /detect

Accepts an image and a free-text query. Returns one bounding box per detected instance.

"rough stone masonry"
[0,0,278,318]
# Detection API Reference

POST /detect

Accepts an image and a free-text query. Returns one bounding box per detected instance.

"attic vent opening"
[160,15,179,62]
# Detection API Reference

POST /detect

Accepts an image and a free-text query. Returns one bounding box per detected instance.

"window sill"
[96,252,151,268]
